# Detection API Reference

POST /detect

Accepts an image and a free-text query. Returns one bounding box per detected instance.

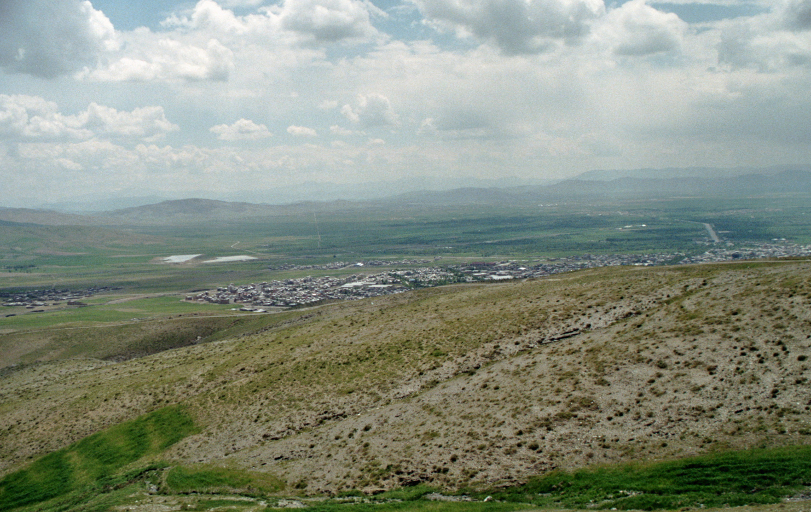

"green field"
[4,196,811,294]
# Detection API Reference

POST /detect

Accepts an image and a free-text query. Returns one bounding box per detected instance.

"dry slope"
[1,260,810,494]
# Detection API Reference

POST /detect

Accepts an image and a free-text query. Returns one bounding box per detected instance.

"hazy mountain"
[30,176,551,212]
[572,165,811,181]
[219,176,550,204]
[386,169,811,206]
[38,195,171,213]
[545,169,811,199]
[5,168,811,227]
[0,207,92,226]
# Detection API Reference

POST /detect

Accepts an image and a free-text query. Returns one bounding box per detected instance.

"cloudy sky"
[1,0,810,207]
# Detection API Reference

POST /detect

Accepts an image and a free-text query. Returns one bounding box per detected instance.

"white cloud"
[595,0,687,56]
[411,0,605,54]
[217,0,267,8]
[169,0,383,45]
[0,95,176,142]
[56,158,84,171]
[79,103,179,140]
[287,125,319,136]
[275,0,385,43]
[0,95,85,140]
[183,0,257,35]
[341,93,398,127]
[330,125,356,135]
[782,0,811,31]
[82,35,234,82]
[417,114,493,139]
[0,0,118,78]
[715,4,811,71]
[210,118,273,140]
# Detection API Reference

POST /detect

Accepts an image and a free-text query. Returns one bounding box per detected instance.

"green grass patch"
[0,296,238,331]
[490,444,811,510]
[0,405,197,511]
[165,464,285,495]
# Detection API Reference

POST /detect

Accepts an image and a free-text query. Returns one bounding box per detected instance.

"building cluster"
[267,259,432,272]
[186,254,685,310]
[186,273,411,309]
[450,252,681,281]
[1,286,116,310]
[678,243,811,265]
[5,243,811,315]
[189,243,811,310]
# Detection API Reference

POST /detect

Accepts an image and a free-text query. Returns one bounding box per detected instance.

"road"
[703,223,721,243]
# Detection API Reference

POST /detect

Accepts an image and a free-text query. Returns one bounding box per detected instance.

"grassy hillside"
[1,260,810,509]
[0,298,297,368]
[0,406,195,510]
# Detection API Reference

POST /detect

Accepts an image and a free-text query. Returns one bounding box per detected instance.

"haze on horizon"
[1,0,811,208]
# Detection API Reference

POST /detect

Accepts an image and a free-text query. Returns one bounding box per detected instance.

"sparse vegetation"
[3,195,811,511]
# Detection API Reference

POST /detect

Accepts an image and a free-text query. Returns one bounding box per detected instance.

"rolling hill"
[4,168,811,228]
[2,259,810,504]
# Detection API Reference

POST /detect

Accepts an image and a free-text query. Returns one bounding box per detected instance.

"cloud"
[715,4,811,71]
[171,0,383,45]
[418,114,493,139]
[81,35,234,82]
[56,158,84,171]
[341,93,398,127]
[0,0,117,78]
[79,103,179,140]
[182,0,255,35]
[411,0,605,54]
[782,0,811,31]
[276,0,385,43]
[0,95,86,140]
[287,125,318,136]
[330,125,355,136]
[596,0,687,56]
[0,95,176,141]
[217,0,267,8]
[210,118,273,140]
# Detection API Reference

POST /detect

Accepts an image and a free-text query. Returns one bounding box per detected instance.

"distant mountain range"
[542,168,811,199]
[391,168,811,205]
[3,167,811,227]
[37,175,548,213]
[571,165,810,181]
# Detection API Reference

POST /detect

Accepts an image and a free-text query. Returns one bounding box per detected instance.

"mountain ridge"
[4,168,811,226]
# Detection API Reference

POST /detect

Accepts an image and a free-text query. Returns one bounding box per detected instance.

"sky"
[1,0,811,207]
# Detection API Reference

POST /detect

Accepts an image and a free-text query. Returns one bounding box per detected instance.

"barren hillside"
[1,260,810,493]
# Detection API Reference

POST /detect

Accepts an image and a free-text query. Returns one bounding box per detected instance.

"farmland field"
[4,195,811,293]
